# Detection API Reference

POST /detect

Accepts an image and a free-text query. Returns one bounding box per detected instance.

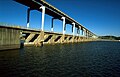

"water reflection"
[19,48,25,57]
[0,41,120,77]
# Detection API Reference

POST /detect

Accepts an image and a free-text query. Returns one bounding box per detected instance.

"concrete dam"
[0,0,97,50]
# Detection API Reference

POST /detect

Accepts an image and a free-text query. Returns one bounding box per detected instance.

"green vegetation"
[99,36,120,40]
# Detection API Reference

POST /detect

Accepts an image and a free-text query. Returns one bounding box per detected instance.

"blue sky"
[0,0,120,36]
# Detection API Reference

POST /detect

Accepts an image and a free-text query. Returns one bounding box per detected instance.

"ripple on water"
[0,41,120,77]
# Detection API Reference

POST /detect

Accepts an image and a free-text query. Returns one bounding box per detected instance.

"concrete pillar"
[84,30,86,37]
[51,18,54,32]
[81,27,84,36]
[72,22,75,42]
[88,31,89,37]
[76,28,80,42]
[77,28,80,36]
[83,28,85,36]
[86,30,88,38]
[87,31,89,37]
[90,33,92,37]
[77,28,78,36]
[88,32,90,37]
[78,28,80,42]
[91,33,93,37]
[27,8,30,28]
[89,32,91,37]
[40,6,45,31]
[90,32,91,37]
[61,17,66,34]
[85,30,87,37]
[60,17,66,43]
[72,22,75,36]
[83,28,86,37]
[79,26,81,36]
[86,30,87,37]
[82,30,84,35]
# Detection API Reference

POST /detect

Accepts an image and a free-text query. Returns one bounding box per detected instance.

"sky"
[0,0,120,36]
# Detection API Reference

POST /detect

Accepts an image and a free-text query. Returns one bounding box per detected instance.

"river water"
[0,41,120,77]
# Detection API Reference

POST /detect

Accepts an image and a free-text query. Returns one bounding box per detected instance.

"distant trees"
[98,36,120,40]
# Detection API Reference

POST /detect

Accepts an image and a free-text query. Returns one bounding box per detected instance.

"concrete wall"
[0,25,96,50]
[0,26,20,50]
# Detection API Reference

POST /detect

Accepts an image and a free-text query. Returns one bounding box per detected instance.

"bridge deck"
[15,0,92,33]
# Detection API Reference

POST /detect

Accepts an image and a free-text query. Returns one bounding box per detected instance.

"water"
[0,41,120,77]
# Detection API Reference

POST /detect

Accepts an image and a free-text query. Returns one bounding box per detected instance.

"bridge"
[0,0,97,50]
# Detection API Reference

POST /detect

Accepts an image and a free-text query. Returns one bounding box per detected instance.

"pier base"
[0,26,21,51]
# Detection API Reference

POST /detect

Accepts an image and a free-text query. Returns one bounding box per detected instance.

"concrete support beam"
[83,29,85,36]
[72,22,75,36]
[79,26,81,36]
[87,32,89,37]
[72,22,75,42]
[49,35,56,44]
[40,6,45,31]
[26,33,35,42]
[61,17,66,34]
[81,27,84,36]
[66,36,71,43]
[61,17,66,43]
[51,18,57,32]
[88,32,90,37]
[51,18,54,32]
[77,28,80,36]
[56,35,62,43]
[90,33,92,37]
[34,31,44,46]
[86,30,88,38]
[82,30,84,35]
[83,28,86,37]
[27,8,31,28]
[86,31,88,38]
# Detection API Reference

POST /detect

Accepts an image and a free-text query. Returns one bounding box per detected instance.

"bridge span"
[0,0,97,50]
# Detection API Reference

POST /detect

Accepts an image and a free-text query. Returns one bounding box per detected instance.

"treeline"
[98,36,120,40]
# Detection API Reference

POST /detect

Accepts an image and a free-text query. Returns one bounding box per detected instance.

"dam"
[0,0,97,50]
